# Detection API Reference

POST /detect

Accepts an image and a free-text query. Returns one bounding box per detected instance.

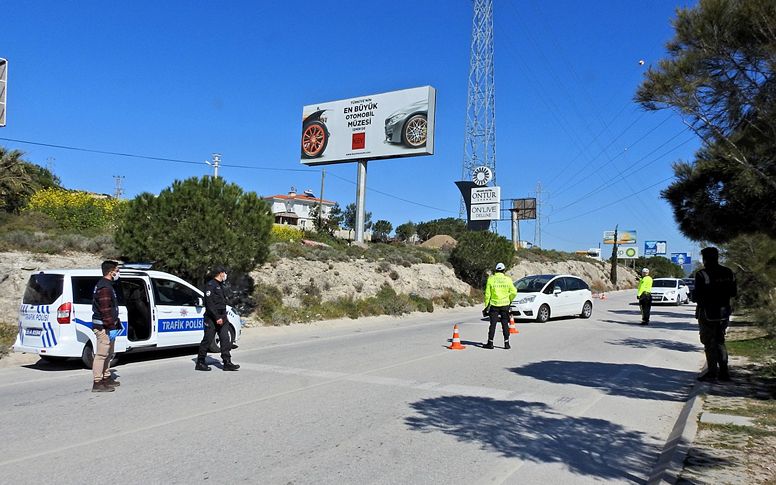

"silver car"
[384,99,428,148]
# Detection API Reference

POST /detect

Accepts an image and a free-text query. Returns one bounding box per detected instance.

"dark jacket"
[695,264,737,321]
[204,278,228,322]
[91,278,119,330]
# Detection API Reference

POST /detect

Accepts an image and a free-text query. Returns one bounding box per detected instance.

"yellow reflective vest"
[637,275,653,297]
[484,272,518,308]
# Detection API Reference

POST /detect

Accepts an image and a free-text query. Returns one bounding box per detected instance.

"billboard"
[603,230,637,245]
[470,186,500,221]
[301,86,436,166]
[644,240,667,256]
[617,245,639,259]
[671,253,692,265]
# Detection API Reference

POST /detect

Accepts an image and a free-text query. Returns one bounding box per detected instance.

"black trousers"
[699,317,729,376]
[487,305,511,343]
[639,294,652,323]
[197,317,231,362]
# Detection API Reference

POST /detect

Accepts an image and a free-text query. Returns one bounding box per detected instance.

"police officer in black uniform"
[694,247,737,382]
[195,266,240,371]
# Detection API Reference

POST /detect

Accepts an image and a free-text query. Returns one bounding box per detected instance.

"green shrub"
[253,283,283,322]
[449,231,515,287]
[116,177,273,287]
[0,322,17,357]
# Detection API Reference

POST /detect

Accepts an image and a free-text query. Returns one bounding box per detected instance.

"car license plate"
[25,328,43,337]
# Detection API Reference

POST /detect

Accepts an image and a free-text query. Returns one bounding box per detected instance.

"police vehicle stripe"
[42,330,49,348]
[47,322,58,346]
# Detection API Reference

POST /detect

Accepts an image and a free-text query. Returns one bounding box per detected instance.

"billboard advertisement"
[470,186,500,221]
[616,245,639,259]
[603,230,637,245]
[644,240,667,256]
[301,86,436,166]
[671,253,692,265]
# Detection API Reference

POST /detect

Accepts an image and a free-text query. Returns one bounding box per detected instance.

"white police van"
[13,267,242,367]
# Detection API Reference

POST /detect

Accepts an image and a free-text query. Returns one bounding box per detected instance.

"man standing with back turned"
[695,247,737,382]
[196,266,240,371]
[482,263,517,350]
[637,268,653,325]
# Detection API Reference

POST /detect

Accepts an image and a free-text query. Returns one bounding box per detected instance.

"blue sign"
[644,240,667,256]
[670,253,691,265]
[158,318,204,332]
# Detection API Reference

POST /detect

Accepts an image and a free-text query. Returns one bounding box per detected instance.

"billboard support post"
[511,211,519,250]
[354,160,367,243]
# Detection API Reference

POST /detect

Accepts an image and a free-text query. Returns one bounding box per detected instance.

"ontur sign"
[300,86,436,166]
[470,186,500,221]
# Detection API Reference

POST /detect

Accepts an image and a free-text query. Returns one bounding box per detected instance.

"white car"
[511,274,594,323]
[650,278,690,305]
[13,267,242,367]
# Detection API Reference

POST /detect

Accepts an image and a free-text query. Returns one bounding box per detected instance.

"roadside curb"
[647,380,705,484]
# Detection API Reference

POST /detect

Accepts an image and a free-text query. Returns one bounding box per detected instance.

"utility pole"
[318,168,325,229]
[534,181,542,248]
[206,153,221,177]
[113,175,125,199]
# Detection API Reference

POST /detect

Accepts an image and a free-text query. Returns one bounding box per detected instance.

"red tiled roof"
[264,194,336,205]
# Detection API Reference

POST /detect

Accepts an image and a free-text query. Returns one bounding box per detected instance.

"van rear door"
[18,273,64,351]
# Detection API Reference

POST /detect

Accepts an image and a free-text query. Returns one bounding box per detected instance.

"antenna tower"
[113,175,125,199]
[460,0,497,230]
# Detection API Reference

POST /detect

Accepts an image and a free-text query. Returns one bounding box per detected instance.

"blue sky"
[1,0,701,257]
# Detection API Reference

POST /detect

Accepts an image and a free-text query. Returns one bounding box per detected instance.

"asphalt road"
[0,291,704,484]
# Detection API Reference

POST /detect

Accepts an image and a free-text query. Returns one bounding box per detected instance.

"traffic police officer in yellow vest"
[637,268,653,325]
[482,262,517,349]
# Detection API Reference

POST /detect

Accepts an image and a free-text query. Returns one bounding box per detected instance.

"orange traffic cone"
[447,324,466,350]
[508,315,519,334]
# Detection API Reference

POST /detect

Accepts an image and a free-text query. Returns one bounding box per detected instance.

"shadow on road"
[606,337,701,353]
[21,346,202,372]
[405,396,654,482]
[609,309,694,319]
[601,319,698,331]
[509,361,696,401]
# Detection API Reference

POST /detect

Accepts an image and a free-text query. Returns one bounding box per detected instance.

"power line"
[327,172,456,214]
[0,137,317,173]
[547,175,675,225]
[0,136,458,216]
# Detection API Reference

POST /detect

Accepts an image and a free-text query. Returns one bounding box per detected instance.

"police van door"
[151,278,205,347]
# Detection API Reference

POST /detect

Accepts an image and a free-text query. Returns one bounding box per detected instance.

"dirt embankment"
[0,250,636,325]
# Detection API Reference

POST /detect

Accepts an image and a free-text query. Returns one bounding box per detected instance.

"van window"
[23,274,64,305]
[152,279,200,306]
[72,277,101,304]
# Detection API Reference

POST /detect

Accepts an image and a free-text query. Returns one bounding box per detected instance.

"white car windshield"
[652,280,678,288]
[515,275,554,292]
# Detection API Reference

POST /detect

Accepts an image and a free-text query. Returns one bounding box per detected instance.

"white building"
[263,187,336,231]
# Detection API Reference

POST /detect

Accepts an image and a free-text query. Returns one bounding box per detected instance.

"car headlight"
[516,295,536,305]
[386,113,406,125]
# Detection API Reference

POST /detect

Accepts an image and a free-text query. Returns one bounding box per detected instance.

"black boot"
[195,361,211,371]
[223,360,240,371]
[482,342,494,349]
[504,341,511,350]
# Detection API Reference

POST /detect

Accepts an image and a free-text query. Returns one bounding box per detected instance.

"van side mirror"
[197,297,204,307]
[553,286,561,295]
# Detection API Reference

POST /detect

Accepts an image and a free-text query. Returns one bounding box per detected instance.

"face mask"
[113,272,120,281]
[222,274,228,282]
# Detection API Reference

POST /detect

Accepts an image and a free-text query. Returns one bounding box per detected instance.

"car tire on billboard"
[301,110,329,159]
[402,113,427,148]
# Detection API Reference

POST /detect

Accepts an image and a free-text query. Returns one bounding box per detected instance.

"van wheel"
[210,324,236,353]
[80,343,120,369]
[536,304,551,323]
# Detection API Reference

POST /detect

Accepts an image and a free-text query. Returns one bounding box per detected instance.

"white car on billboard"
[650,278,691,305]
[511,274,593,323]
